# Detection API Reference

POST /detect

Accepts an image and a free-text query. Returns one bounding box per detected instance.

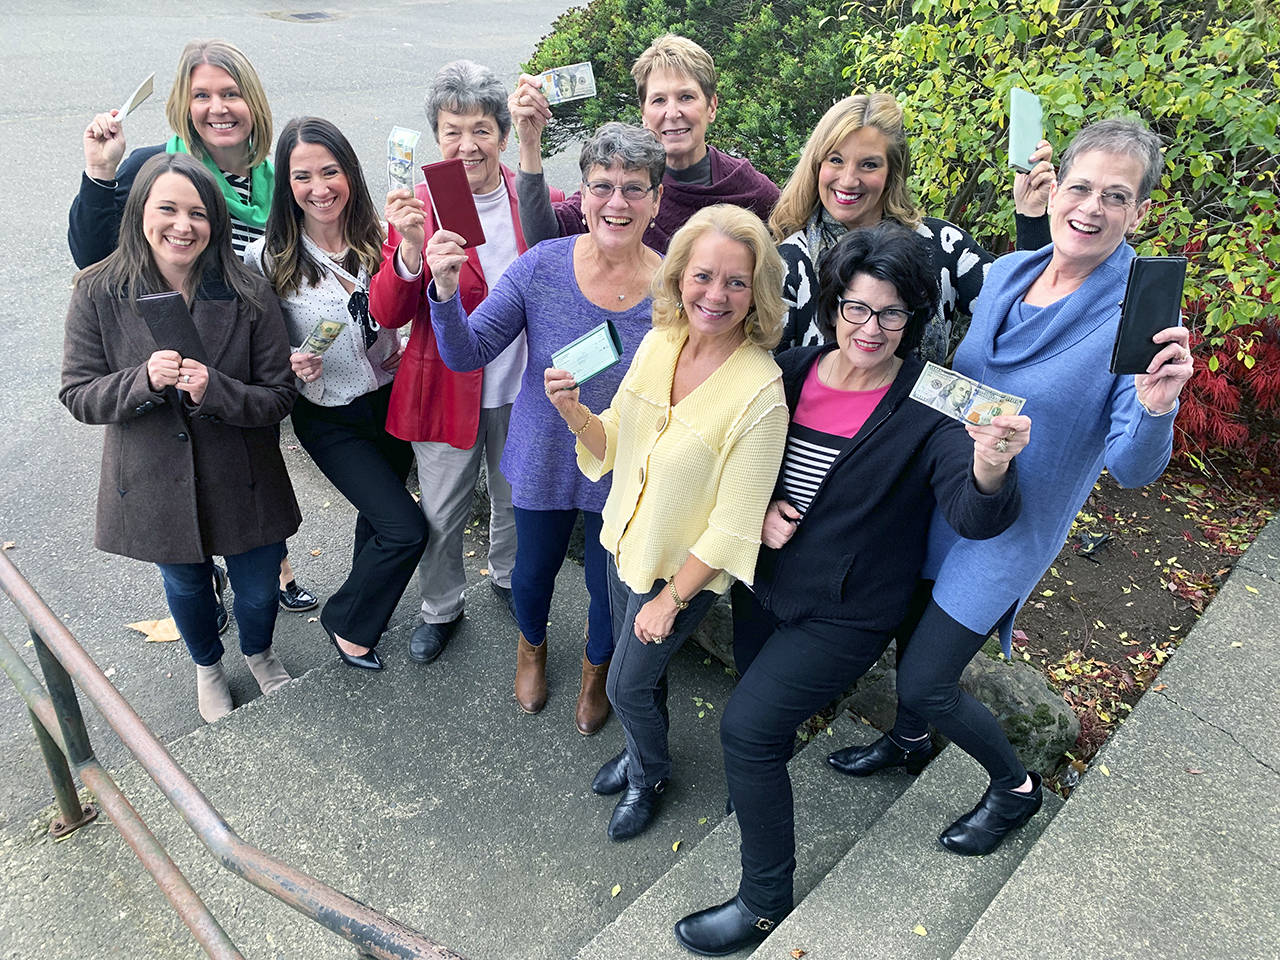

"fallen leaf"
[913,925,928,937]
[1245,585,1259,594]
[1186,767,1204,775]
[1230,641,1244,648]
[466,550,477,558]
[1040,589,1055,597]
[790,951,807,958]
[307,616,318,623]
[480,568,490,576]
[104,666,117,678]
[697,817,708,825]
[310,549,323,557]
[2,541,14,551]
[610,884,621,898]
[1153,683,1167,691]
[1099,764,1111,776]
[126,617,181,643]
[672,840,682,852]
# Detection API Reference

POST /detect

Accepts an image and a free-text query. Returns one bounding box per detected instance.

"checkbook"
[551,320,622,386]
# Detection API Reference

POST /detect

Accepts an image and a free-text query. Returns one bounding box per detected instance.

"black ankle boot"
[827,733,934,777]
[674,895,783,956]
[591,749,629,795]
[939,772,1043,856]
[607,780,665,841]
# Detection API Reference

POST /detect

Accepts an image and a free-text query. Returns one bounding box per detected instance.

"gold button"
[656,414,667,431]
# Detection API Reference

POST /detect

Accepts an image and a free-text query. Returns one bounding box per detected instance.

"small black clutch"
[1109,256,1188,375]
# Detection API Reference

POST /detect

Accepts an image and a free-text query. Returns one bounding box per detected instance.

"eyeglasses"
[1059,182,1138,209]
[584,180,655,201]
[837,298,911,331]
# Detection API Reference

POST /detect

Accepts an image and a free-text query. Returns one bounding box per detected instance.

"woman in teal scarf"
[70,38,317,621]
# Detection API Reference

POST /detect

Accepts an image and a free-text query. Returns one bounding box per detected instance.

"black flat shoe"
[325,624,382,671]
[279,579,319,612]
[409,612,463,663]
[212,564,230,636]
[592,749,629,795]
[827,733,934,777]
[607,780,665,841]
[673,896,782,956]
[939,771,1043,856]
[489,580,518,623]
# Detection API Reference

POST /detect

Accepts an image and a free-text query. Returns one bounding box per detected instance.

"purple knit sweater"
[429,235,653,512]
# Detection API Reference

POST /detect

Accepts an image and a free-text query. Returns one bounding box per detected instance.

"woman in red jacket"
[369,62,583,712]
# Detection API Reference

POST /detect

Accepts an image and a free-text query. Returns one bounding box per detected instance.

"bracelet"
[570,410,594,437]
[667,579,689,612]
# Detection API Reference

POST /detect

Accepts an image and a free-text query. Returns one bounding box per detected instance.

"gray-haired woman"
[374,59,564,677]
[420,122,665,733]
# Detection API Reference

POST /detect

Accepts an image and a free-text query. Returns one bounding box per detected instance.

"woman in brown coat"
[61,152,301,723]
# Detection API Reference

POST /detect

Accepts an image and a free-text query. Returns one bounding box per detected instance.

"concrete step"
[747,745,1063,960]
[0,566,738,960]
[575,714,913,960]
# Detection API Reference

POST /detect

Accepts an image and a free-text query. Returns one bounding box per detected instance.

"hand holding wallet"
[1109,256,1188,375]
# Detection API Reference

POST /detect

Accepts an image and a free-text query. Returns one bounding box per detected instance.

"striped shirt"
[224,172,264,256]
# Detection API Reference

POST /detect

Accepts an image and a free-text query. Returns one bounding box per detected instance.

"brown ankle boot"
[575,651,611,735]
[515,632,547,713]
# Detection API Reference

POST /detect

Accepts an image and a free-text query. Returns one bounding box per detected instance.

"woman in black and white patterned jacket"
[771,93,1054,362]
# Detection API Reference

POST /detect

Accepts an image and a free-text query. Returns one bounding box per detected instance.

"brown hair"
[651,205,784,351]
[165,39,272,168]
[769,93,921,241]
[630,34,717,102]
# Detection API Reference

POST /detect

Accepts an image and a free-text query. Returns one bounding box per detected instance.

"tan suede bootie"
[195,661,233,723]
[575,651,611,735]
[245,647,291,695]
[514,632,548,713]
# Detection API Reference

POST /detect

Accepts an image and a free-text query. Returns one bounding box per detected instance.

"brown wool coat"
[60,278,302,565]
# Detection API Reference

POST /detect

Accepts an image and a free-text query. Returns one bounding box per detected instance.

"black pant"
[891,588,1027,790]
[722,585,892,918]
[290,384,427,648]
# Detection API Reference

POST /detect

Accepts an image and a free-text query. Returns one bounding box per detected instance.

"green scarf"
[166,134,273,229]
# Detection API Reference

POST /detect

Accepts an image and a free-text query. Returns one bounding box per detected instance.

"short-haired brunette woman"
[674,223,1027,955]
[245,118,427,671]
[72,38,318,622]
[61,153,301,723]
[771,93,1055,362]
[546,205,789,842]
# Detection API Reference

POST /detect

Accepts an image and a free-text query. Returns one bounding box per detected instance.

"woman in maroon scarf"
[508,33,779,254]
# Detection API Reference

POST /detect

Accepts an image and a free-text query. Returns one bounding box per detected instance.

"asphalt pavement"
[0,0,583,828]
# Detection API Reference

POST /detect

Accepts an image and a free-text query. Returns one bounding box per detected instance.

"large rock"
[690,598,1078,774]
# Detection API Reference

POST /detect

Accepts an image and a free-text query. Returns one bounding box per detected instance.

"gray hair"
[578,122,666,188]
[425,60,511,140]
[1059,118,1164,200]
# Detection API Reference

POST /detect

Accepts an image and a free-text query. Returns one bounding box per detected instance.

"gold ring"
[996,438,1009,453]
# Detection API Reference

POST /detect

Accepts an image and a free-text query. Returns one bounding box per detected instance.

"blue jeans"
[605,557,717,788]
[511,506,612,664]
[157,541,286,666]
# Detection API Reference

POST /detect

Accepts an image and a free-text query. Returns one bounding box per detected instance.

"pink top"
[794,359,891,438]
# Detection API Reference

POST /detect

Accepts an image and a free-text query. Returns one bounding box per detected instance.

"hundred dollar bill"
[387,126,421,193]
[300,319,346,356]
[909,361,1025,425]
[540,61,597,105]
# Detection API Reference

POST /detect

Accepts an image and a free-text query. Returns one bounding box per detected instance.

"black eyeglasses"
[584,180,655,201]
[837,298,911,331]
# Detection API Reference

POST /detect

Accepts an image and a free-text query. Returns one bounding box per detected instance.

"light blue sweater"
[923,241,1177,654]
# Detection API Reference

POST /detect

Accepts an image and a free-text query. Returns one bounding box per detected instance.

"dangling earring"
[581,215,587,227]
[650,219,656,228]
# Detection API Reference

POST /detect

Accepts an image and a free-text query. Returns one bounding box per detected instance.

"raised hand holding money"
[968,413,1032,491]
[83,110,128,181]
[387,126,422,193]
[385,188,427,273]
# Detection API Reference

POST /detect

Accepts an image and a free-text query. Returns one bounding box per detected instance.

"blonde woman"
[545,205,789,841]
[771,93,1054,361]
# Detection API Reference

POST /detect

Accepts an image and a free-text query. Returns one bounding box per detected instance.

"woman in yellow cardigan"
[545,204,789,841]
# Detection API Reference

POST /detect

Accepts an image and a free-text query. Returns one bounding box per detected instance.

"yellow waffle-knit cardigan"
[577,327,788,595]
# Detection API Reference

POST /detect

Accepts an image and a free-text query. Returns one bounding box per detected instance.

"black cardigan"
[68,144,167,269]
[752,345,1020,629]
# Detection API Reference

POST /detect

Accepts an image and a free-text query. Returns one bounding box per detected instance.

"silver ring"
[995,437,1009,453]
[652,636,665,644]
[182,374,191,383]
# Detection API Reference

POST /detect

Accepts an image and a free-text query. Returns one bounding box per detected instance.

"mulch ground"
[1015,454,1278,787]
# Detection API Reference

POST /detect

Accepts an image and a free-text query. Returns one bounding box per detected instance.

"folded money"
[909,360,1025,424]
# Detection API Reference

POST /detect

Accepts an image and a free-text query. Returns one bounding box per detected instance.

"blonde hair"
[769,93,921,241]
[652,205,784,351]
[165,40,272,168]
[630,34,717,102]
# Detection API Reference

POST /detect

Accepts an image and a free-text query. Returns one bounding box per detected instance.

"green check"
[551,320,622,386]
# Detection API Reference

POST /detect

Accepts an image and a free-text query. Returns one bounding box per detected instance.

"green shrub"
[523,0,853,183]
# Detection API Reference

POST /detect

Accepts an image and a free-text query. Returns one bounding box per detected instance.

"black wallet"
[1109,256,1187,375]
[136,291,209,365]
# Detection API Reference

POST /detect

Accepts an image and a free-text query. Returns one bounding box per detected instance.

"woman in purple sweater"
[424,123,664,734]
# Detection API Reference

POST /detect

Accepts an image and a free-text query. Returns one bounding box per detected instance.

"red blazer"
[370,164,563,447]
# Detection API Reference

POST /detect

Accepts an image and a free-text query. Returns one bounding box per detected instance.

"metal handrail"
[0,548,466,960]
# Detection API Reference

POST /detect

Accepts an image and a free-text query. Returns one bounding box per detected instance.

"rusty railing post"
[30,625,98,835]
[27,706,98,838]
